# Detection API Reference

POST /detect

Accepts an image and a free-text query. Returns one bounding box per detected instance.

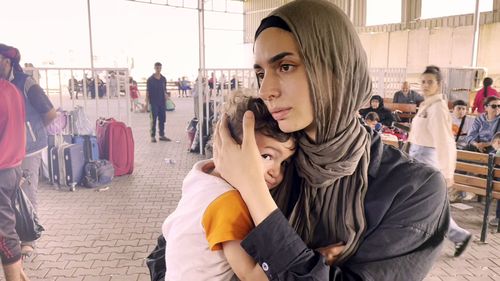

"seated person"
[466,96,500,153]
[451,100,475,149]
[393,81,424,105]
[359,95,394,127]
[489,132,500,227]
[364,112,382,132]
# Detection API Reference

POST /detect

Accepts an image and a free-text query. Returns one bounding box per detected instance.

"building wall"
[358,23,500,75]
[244,0,500,82]
[243,0,365,43]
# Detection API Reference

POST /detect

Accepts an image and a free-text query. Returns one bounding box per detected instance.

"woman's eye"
[280,64,294,72]
[261,154,272,161]
[256,71,264,81]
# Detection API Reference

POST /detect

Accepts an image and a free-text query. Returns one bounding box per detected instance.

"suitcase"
[73,135,99,161]
[50,143,85,191]
[96,118,134,176]
[48,135,72,184]
[61,143,85,189]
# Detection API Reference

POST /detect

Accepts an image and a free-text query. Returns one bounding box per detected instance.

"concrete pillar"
[401,0,422,24]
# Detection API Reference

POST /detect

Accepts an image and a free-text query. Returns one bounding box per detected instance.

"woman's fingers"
[218,113,237,146]
[316,243,345,266]
[213,120,221,160]
[241,111,256,149]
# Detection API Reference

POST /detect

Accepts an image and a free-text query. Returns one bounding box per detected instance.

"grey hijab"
[263,0,373,264]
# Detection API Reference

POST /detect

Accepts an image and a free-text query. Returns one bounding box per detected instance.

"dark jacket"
[393,90,424,105]
[241,132,450,281]
[11,71,49,155]
[359,96,394,126]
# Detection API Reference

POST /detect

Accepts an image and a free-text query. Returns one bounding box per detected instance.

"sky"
[1,0,250,81]
[1,0,495,81]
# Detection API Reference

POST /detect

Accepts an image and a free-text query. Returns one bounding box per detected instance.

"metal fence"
[28,67,132,127]
[194,68,258,154]
[369,68,407,98]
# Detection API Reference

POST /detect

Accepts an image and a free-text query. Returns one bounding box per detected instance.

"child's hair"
[452,99,467,108]
[493,132,500,143]
[223,90,294,147]
[365,112,380,122]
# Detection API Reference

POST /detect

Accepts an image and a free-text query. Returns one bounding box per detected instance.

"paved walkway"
[1,96,500,280]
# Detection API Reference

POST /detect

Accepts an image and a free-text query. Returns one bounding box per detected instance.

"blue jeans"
[409,144,470,243]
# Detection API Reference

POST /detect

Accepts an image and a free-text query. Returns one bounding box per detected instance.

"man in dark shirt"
[0,44,56,258]
[146,62,171,143]
[393,81,424,104]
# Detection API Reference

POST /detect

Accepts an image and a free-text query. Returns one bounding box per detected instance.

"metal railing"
[28,67,132,127]
[194,68,257,154]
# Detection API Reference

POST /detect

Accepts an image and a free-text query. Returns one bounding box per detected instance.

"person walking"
[0,44,56,258]
[146,62,171,143]
[408,65,471,257]
[0,79,29,281]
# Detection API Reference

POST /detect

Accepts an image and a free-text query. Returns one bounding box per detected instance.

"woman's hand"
[213,111,278,225]
[213,111,264,192]
[316,243,345,266]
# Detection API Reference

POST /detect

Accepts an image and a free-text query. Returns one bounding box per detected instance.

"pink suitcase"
[96,118,134,176]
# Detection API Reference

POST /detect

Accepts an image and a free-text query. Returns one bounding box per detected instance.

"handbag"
[13,186,45,242]
[146,234,166,281]
[81,160,114,188]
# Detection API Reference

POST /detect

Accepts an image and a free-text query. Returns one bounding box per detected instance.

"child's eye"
[261,154,272,161]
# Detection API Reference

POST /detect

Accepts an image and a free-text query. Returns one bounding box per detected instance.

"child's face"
[492,138,500,151]
[254,132,295,190]
[365,120,377,129]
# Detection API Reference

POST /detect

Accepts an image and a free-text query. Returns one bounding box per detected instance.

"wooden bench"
[453,150,500,242]
[384,102,417,121]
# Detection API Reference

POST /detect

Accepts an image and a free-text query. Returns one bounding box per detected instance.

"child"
[364,111,381,131]
[162,91,296,280]
[129,78,145,112]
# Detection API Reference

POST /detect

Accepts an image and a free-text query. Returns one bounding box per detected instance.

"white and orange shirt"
[162,159,253,281]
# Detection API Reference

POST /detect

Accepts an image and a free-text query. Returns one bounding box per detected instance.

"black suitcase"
[47,135,72,184]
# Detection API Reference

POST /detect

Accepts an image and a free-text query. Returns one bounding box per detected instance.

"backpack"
[81,160,114,188]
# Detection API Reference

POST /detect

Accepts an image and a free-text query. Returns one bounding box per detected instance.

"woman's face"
[485,99,500,117]
[420,74,440,97]
[254,27,315,137]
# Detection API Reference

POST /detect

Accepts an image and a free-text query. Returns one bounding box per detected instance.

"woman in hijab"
[213,0,449,280]
[359,95,394,126]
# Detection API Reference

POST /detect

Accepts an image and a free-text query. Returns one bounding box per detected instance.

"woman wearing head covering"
[214,0,449,280]
[359,95,394,126]
[472,77,499,114]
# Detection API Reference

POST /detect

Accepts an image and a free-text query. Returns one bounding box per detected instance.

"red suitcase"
[96,118,134,176]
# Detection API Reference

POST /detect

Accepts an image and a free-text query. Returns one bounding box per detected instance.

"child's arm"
[223,240,268,281]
